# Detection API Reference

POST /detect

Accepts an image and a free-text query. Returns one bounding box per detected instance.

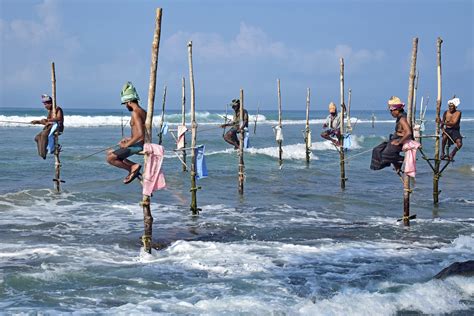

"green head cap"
[121,81,140,104]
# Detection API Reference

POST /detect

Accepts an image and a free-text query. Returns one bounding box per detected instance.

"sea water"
[0,108,473,314]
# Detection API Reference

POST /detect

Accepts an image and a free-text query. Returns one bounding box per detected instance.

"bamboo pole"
[158,85,167,145]
[253,105,259,135]
[181,77,187,172]
[339,58,346,190]
[413,71,419,126]
[433,37,443,205]
[141,8,162,253]
[346,88,352,132]
[305,88,311,164]
[238,89,245,195]
[121,112,125,137]
[403,37,418,226]
[188,41,199,215]
[51,62,62,193]
[277,79,283,167]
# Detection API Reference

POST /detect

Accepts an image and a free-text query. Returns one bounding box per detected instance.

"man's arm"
[120,111,144,148]
[440,111,447,129]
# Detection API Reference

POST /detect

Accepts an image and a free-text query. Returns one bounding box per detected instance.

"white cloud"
[0,0,81,86]
[163,22,385,75]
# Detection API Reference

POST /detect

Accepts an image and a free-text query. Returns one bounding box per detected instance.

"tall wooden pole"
[277,79,283,167]
[433,37,443,205]
[346,88,352,132]
[158,85,167,145]
[339,58,346,190]
[188,41,199,215]
[51,62,61,193]
[253,105,259,135]
[403,37,418,226]
[181,77,187,172]
[142,8,162,253]
[413,71,419,126]
[238,89,245,195]
[305,88,311,164]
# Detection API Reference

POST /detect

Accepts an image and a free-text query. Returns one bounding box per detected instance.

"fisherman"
[106,82,146,184]
[31,94,64,133]
[441,97,462,160]
[370,96,412,174]
[320,102,341,146]
[221,99,249,149]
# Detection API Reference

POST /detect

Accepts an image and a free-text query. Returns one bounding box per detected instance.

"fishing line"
[75,145,119,161]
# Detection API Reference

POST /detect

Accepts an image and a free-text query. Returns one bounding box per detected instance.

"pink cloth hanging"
[402,140,421,178]
[142,143,166,196]
[177,125,187,149]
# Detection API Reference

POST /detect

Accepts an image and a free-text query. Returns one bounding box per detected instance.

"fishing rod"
[198,124,224,133]
[0,120,35,125]
[75,145,119,161]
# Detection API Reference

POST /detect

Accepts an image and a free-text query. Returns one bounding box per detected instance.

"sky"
[0,0,472,111]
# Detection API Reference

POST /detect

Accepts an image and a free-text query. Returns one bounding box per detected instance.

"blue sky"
[1,0,472,111]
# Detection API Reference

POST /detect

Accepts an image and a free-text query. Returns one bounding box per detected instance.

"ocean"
[0,107,473,314]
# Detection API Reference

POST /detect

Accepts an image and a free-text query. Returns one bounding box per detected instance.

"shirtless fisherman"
[370,96,412,173]
[106,82,146,184]
[441,97,463,160]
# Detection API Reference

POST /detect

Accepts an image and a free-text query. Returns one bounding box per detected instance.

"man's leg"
[320,131,332,142]
[224,130,239,148]
[106,151,131,171]
[449,138,463,160]
[106,151,140,174]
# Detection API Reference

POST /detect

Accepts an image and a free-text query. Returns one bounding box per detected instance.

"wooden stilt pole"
[277,79,283,168]
[238,89,245,195]
[433,37,443,205]
[181,77,187,172]
[253,105,259,135]
[305,88,311,164]
[413,71,419,126]
[121,112,125,137]
[403,37,418,226]
[346,88,352,133]
[51,62,62,193]
[188,41,199,215]
[339,58,346,190]
[141,8,162,253]
[158,85,167,145]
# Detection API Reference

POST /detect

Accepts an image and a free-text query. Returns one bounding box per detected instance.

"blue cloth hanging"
[161,122,169,136]
[195,144,208,179]
[47,123,58,154]
[343,133,352,150]
[243,128,250,149]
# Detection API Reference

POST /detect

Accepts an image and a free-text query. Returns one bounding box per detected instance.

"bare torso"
[443,110,461,129]
[130,107,147,143]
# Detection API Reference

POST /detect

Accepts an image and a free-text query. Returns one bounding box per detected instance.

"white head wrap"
[448,97,460,108]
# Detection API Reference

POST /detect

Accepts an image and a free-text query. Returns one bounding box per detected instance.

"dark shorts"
[113,141,144,160]
[322,129,340,138]
[445,128,462,145]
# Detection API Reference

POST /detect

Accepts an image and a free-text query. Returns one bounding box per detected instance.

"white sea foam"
[297,277,472,315]
[0,114,390,127]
